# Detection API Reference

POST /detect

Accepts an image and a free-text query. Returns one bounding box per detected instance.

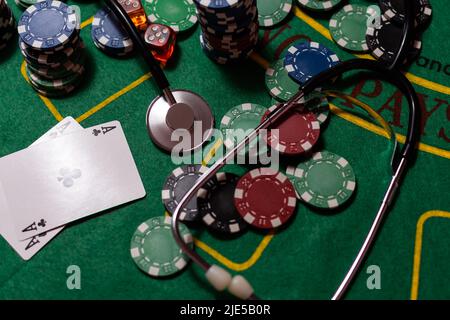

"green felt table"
[0,0,449,300]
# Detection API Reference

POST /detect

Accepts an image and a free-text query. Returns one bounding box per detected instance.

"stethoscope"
[106,0,421,300]
[105,0,214,153]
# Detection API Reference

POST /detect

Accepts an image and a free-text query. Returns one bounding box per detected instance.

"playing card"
[0,120,146,240]
[0,117,83,260]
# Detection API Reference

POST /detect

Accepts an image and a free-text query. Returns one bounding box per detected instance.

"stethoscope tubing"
[171,59,420,299]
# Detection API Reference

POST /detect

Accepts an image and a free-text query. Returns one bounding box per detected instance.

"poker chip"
[220,103,267,154]
[265,58,301,101]
[17,0,85,97]
[26,63,84,90]
[257,0,292,28]
[329,4,379,52]
[19,36,81,66]
[262,104,321,155]
[144,0,198,33]
[306,96,330,125]
[234,167,297,229]
[379,0,432,29]
[414,0,433,28]
[197,172,248,234]
[162,164,208,222]
[194,0,259,64]
[286,151,356,209]
[130,216,193,277]
[25,42,86,79]
[284,41,340,85]
[265,58,325,102]
[366,16,422,66]
[91,7,134,57]
[18,0,78,50]
[297,0,343,12]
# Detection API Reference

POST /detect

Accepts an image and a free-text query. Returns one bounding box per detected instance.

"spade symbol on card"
[92,125,116,136]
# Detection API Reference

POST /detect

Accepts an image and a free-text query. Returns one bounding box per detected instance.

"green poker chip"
[297,0,343,12]
[329,4,378,52]
[257,0,293,27]
[144,0,198,32]
[130,216,193,277]
[265,59,325,102]
[265,59,301,101]
[220,103,268,157]
[286,150,356,209]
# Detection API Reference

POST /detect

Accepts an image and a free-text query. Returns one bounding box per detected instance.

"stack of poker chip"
[18,0,86,97]
[15,0,66,10]
[0,0,15,51]
[91,7,134,58]
[365,0,433,67]
[193,0,259,64]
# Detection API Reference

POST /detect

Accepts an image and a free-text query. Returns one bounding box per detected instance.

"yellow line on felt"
[80,16,93,29]
[326,90,392,139]
[410,210,450,300]
[76,73,152,123]
[195,231,276,272]
[21,61,64,122]
[249,51,450,160]
[293,6,450,96]
[201,137,223,166]
[329,103,450,159]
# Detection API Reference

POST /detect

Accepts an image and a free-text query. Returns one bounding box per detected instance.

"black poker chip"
[197,172,248,235]
[366,16,422,67]
[161,164,208,222]
[378,0,433,29]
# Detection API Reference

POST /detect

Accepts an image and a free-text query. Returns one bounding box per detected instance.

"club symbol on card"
[92,125,116,136]
[38,219,47,228]
[57,167,82,188]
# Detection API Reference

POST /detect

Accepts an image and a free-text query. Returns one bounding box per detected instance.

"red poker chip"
[262,104,321,155]
[234,167,297,229]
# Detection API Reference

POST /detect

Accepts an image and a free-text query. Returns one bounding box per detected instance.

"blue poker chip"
[17,0,78,50]
[284,41,340,84]
[91,7,133,54]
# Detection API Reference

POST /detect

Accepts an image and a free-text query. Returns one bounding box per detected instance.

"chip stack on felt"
[18,0,86,97]
[91,6,134,58]
[15,0,66,9]
[0,0,15,51]
[193,0,259,64]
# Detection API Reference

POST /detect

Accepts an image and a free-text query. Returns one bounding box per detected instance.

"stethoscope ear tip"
[205,265,254,300]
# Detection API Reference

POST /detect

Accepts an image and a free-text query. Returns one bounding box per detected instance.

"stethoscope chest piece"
[146,89,214,153]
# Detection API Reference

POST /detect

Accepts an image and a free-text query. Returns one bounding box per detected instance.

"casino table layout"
[0,0,449,300]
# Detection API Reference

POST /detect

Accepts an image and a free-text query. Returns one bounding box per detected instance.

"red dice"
[144,23,176,63]
[117,0,148,31]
